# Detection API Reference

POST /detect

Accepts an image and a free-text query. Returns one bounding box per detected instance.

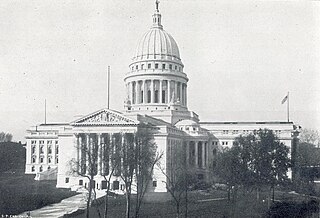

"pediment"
[71,108,138,126]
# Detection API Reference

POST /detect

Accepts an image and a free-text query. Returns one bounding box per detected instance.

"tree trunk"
[126,190,131,218]
[86,181,92,218]
[104,189,109,218]
[176,201,180,218]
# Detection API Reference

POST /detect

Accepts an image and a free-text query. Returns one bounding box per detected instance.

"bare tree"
[68,135,100,218]
[134,127,162,218]
[0,132,12,142]
[157,140,187,218]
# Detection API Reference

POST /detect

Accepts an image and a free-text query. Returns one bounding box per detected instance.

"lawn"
[67,188,320,218]
[0,169,77,215]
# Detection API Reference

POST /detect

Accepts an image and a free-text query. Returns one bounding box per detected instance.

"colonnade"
[186,141,208,169]
[127,79,187,106]
[75,133,125,176]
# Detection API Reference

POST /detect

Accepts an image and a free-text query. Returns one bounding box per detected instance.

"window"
[148,63,151,69]
[175,65,177,70]
[40,145,44,154]
[48,145,52,154]
[155,63,159,69]
[31,145,36,154]
[56,145,59,154]
[79,180,83,185]
[147,90,151,103]
[31,166,35,172]
[40,157,44,163]
[169,64,172,70]
[48,157,51,163]
[32,156,36,163]
[132,66,134,71]
[65,177,69,183]
[113,181,119,190]
[153,181,157,187]
[154,90,159,103]
[56,157,59,164]
[162,64,166,69]
[141,64,144,69]
[136,65,138,70]
[223,130,229,134]
[39,166,43,172]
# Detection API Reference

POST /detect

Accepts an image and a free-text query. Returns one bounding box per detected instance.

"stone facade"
[25,3,298,193]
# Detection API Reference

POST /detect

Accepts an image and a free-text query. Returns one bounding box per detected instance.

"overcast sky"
[0,0,319,141]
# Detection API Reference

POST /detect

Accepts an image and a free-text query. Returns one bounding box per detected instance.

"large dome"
[132,5,181,63]
[133,28,180,61]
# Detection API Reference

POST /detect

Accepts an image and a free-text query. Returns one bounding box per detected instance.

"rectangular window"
[65,177,69,183]
[136,65,138,70]
[141,64,144,69]
[162,64,166,69]
[155,63,158,69]
[153,181,157,187]
[148,63,151,69]
[40,157,44,163]
[175,65,177,70]
[169,64,172,70]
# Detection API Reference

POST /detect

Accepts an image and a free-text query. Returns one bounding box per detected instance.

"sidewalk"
[19,190,106,218]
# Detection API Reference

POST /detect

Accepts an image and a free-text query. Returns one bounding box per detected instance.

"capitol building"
[25,3,297,193]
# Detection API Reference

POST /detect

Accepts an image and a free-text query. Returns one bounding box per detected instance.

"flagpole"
[287,92,289,122]
[107,66,110,109]
[44,99,47,124]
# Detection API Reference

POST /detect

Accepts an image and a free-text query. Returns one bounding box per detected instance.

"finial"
[155,0,159,12]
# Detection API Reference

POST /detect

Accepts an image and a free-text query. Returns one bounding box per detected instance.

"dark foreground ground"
[69,189,319,218]
[0,169,76,215]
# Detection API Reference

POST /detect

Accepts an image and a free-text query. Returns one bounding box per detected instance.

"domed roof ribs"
[163,30,173,60]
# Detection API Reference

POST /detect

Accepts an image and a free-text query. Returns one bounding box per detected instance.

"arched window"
[154,90,159,103]
[162,90,166,103]
[140,91,143,103]
[32,156,36,163]
[147,90,151,103]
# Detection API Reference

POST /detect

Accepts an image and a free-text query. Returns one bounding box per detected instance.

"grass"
[0,169,77,215]
[68,188,320,218]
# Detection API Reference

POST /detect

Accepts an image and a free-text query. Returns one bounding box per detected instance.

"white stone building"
[25,3,298,193]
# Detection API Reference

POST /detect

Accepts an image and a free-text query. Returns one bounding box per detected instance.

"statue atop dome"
[155,0,160,12]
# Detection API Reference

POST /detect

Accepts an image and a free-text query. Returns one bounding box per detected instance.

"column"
[180,83,183,104]
[185,84,187,106]
[202,142,205,169]
[194,141,198,168]
[174,81,178,103]
[159,80,163,104]
[168,80,171,103]
[108,133,113,175]
[151,80,154,103]
[97,133,102,175]
[135,81,139,104]
[142,80,146,103]
[86,134,90,175]
[186,141,189,166]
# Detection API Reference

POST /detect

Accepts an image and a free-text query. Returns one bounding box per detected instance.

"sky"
[0,0,319,142]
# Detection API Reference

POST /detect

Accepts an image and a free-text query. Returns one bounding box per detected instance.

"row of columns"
[127,79,187,106]
[186,141,208,169]
[76,133,115,176]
